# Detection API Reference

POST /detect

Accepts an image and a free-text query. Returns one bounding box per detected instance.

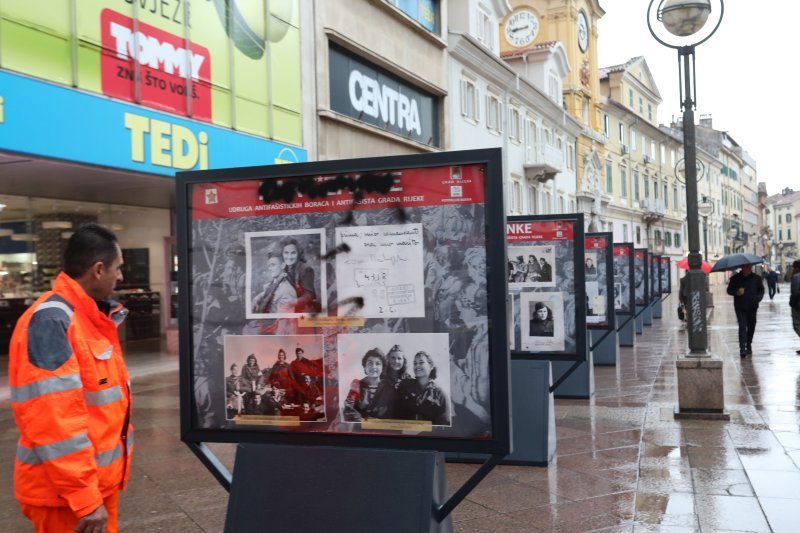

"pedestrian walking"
[726,263,765,357]
[8,223,132,532]
[766,265,779,300]
[790,259,800,354]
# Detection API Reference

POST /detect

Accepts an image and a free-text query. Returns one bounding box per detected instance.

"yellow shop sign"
[124,112,208,170]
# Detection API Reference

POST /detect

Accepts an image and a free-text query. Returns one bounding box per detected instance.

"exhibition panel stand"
[613,243,636,347]
[176,149,512,531]
[507,214,590,401]
[643,252,654,326]
[586,232,617,366]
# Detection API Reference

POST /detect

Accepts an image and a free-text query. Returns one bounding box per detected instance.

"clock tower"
[501,1,607,229]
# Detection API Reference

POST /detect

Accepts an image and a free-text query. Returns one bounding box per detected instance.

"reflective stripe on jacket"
[9,272,133,516]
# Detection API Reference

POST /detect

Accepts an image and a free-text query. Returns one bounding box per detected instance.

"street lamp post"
[698,196,714,261]
[648,0,724,353]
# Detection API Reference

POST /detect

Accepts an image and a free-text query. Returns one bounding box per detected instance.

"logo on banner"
[205,188,218,205]
[450,185,463,198]
[101,9,212,121]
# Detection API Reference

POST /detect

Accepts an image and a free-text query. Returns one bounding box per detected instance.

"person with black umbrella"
[726,263,765,357]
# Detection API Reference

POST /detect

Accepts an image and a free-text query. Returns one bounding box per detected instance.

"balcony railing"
[524,144,563,182]
[639,198,666,221]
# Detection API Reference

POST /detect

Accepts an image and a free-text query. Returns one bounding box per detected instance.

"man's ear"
[90,261,105,279]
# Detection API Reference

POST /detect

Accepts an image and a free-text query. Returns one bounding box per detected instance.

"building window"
[648,104,653,121]
[789,229,793,240]
[673,186,678,209]
[788,214,793,222]
[528,185,537,214]
[630,129,637,151]
[548,72,560,102]
[644,177,650,198]
[623,223,629,242]
[633,170,640,200]
[509,106,521,142]
[620,166,628,197]
[486,92,502,133]
[779,229,783,241]
[582,99,589,123]
[603,114,610,137]
[460,76,479,122]
[476,6,494,50]
[660,144,666,164]
[655,229,662,243]
[675,233,681,248]
[606,160,613,193]
[650,140,656,159]
[567,145,575,170]
[619,123,625,144]
[663,184,668,207]
[671,149,676,167]
[558,195,565,214]
[525,119,537,161]
[665,232,672,246]
[629,88,634,107]
[511,178,521,213]
[653,179,658,199]
[639,96,644,114]
[636,226,641,244]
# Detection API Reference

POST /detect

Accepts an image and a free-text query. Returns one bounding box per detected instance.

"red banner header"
[634,250,646,260]
[507,221,574,242]
[585,237,606,249]
[190,164,485,220]
[614,245,629,257]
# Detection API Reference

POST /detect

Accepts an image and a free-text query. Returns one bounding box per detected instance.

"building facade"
[0,1,306,344]
[305,0,447,160]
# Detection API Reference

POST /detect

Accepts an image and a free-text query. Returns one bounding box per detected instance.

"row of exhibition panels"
[174,149,675,531]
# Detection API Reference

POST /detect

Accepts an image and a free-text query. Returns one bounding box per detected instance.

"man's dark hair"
[63,223,119,278]
[793,259,800,271]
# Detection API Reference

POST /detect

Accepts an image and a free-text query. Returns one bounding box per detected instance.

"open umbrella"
[676,256,713,274]
[709,252,764,273]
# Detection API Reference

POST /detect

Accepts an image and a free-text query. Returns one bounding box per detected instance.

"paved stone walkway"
[1,282,799,531]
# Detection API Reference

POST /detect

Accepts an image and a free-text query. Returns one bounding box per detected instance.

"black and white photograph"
[613,253,631,313]
[337,333,452,427]
[335,223,425,318]
[245,228,327,319]
[650,256,659,300]
[634,256,646,306]
[585,252,598,280]
[223,335,325,423]
[520,291,565,352]
[507,245,556,287]
[586,281,606,324]
[661,260,670,293]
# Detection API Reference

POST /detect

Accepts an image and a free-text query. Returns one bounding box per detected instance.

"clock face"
[578,10,589,53]
[504,9,540,48]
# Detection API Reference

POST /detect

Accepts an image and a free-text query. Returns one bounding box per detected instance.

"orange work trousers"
[20,492,119,533]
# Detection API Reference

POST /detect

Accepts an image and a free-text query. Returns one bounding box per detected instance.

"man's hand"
[736,288,745,296]
[75,504,107,533]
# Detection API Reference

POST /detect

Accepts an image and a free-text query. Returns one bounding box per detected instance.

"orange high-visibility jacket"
[9,272,133,517]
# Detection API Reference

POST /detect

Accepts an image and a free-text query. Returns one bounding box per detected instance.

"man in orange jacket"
[9,223,132,533]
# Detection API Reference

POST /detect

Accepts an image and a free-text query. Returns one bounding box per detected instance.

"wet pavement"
[2,282,800,531]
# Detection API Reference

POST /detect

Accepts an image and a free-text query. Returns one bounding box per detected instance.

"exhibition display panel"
[506,215,587,361]
[176,149,511,455]
[585,233,614,331]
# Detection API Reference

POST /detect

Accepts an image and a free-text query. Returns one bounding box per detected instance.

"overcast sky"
[597,1,795,197]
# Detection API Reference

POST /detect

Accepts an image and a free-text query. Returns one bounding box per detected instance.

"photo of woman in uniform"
[528,302,554,337]
[245,229,327,319]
